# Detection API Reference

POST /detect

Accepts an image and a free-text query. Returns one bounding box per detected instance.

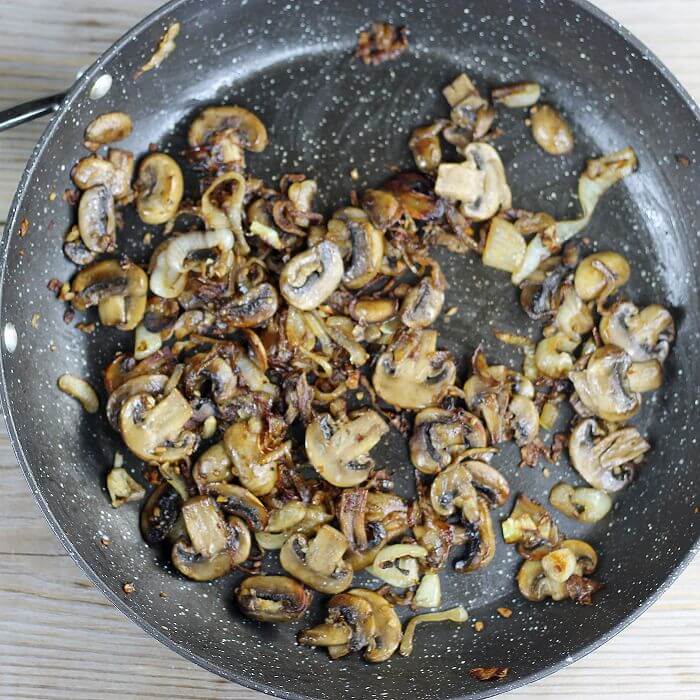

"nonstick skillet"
[0,1,698,698]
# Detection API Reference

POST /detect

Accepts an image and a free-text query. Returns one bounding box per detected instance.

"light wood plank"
[0,1,699,699]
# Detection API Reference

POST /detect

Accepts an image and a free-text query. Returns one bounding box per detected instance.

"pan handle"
[0,92,67,133]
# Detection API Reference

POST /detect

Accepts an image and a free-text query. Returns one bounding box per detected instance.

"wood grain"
[0,1,698,698]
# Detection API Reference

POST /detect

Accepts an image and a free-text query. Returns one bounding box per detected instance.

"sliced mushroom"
[454,497,495,573]
[299,592,376,659]
[326,208,384,289]
[568,418,649,492]
[430,464,480,521]
[627,359,663,393]
[223,417,288,496]
[279,241,344,310]
[435,143,511,221]
[541,547,577,582]
[119,388,197,463]
[384,172,444,221]
[492,82,541,108]
[569,346,640,422]
[574,251,630,302]
[305,410,388,487]
[135,153,184,224]
[409,408,487,474]
[107,148,135,200]
[348,588,402,662]
[193,442,232,491]
[78,185,116,252]
[140,481,183,545]
[361,189,402,229]
[517,559,568,601]
[367,544,427,588]
[84,111,133,146]
[71,259,148,331]
[373,330,457,410]
[201,171,246,242]
[72,156,117,191]
[103,348,177,394]
[207,483,269,532]
[599,301,675,363]
[556,283,594,340]
[530,104,574,155]
[105,374,168,430]
[501,494,560,558]
[534,332,578,379]
[149,229,235,298]
[280,525,353,594]
[217,282,279,330]
[400,260,445,328]
[188,105,268,165]
[171,539,233,581]
[560,538,598,575]
[508,394,539,445]
[235,575,312,622]
[464,460,510,507]
[549,483,612,523]
[409,122,445,173]
[349,297,398,324]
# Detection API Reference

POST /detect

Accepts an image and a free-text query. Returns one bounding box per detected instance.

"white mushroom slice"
[535,332,578,378]
[106,467,145,507]
[149,229,235,298]
[569,345,640,422]
[182,495,230,557]
[119,389,197,463]
[399,261,446,328]
[458,143,512,221]
[569,418,650,492]
[134,323,163,360]
[373,329,456,410]
[556,284,594,340]
[279,241,344,310]
[443,73,479,107]
[549,483,612,523]
[57,374,99,413]
[512,147,638,283]
[367,544,427,588]
[135,153,184,225]
[482,218,526,273]
[305,410,388,487]
[84,111,133,146]
[574,252,630,302]
[71,156,117,191]
[599,301,675,363]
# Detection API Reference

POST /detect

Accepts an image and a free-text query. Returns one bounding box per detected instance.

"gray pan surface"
[1,1,699,698]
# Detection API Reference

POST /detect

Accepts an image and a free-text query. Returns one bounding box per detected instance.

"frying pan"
[1,1,698,698]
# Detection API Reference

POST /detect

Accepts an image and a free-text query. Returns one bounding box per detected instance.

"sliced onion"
[399,606,469,657]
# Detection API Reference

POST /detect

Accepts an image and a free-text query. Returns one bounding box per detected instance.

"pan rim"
[0,1,698,698]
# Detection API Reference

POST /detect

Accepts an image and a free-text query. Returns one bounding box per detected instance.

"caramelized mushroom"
[530,104,574,155]
[140,481,182,545]
[85,111,133,146]
[78,185,116,252]
[400,260,446,328]
[135,153,184,224]
[279,241,344,310]
[236,575,312,622]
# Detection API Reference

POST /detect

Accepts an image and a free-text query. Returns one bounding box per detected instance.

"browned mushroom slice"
[107,148,135,200]
[71,156,117,191]
[530,104,574,155]
[573,251,630,302]
[216,283,279,330]
[149,229,235,299]
[348,588,402,662]
[140,481,183,545]
[517,559,568,601]
[104,348,177,394]
[464,460,510,507]
[235,575,312,622]
[569,346,640,422]
[193,442,232,491]
[188,105,268,158]
[105,374,168,430]
[384,171,444,221]
[400,260,446,328]
[501,494,561,558]
[119,389,197,463]
[207,483,269,532]
[280,525,353,594]
[305,410,388,488]
[349,297,398,324]
[599,301,675,363]
[568,418,649,492]
[223,417,289,496]
[78,185,116,252]
[279,241,344,310]
[409,122,447,173]
[409,408,487,474]
[373,329,456,410]
[84,111,133,146]
[201,172,247,248]
[430,464,480,521]
[492,81,541,108]
[71,259,148,331]
[135,153,184,225]
[454,497,496,573]
[361,189,401,229]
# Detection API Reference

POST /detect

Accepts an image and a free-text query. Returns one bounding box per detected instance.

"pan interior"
[1,1,698,699]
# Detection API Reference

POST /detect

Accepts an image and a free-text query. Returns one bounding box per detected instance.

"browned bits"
[100,535,111,547]
[30,313,40,328]
[469,667,509,682]
[473,620,485,632]
[496,607,512,618]
[355,22,409,65]
[47,278,63,295]
[123,582,136,594]
[675,154,691,168]
[566,574,604,605]
[18,218,29,237]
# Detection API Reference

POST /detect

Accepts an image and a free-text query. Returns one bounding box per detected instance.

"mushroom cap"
[171,539,233,581]
[279,241,344,310]
[517,559,568,601]
[188,105,268,152]
[305,410,388,488]
[235,575,312,623]
[349,588,402,662]
[78,184,116,252]
[135,152,184,225]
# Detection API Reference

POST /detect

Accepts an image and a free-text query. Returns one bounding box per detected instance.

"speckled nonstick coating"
[1,1,698,698]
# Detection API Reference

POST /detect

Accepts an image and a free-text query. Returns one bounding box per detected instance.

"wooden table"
[0,1,698,698]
